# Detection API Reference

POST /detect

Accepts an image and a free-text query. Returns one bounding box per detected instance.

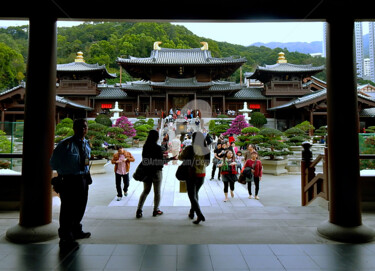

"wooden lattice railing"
[301,147,329,206]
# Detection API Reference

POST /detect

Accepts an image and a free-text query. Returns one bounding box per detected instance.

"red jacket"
[243,159,262,178]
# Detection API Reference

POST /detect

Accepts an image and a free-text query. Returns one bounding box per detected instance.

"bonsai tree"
[133,116,153,141]
[210,117,231,136]
[54,118,74,143]
[106,127,131,149]
[313,125,327,143]
[250,112,267,128]
[236,126,261,148]
[86,121,109,159]
[284,127,307,146]
[223,115,249,136]
[95,114,112,127]
[295,120,315,136]
[257,128,292,160]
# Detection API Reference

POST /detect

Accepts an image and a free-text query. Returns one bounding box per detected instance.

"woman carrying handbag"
[218,150,238,202]
[178,132,210,224]
[243,151,263,199]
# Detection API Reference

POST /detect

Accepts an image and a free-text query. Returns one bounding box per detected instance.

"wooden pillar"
[210,96,213,117]
[317,15,374,242]
[6,16,58,243]
[166,93,168,112]
[222,95,225,113]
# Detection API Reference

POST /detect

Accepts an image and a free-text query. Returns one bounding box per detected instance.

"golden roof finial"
[153,41,162,50]
[200,42,208,50]
[75,51,85,63]
[277,52,287,63]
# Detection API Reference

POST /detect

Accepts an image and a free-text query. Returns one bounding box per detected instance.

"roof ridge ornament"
[277,52,287,64]
[200,42,208,50]
[154,41,162,50]
[75,51,85,63]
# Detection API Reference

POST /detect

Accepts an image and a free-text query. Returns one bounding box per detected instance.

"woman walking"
[243,151,263,199]
[136,130,169,218]
[179,131,210,224]
[218,150,238,202]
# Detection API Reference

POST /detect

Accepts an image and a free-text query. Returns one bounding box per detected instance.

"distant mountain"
[250,41,323,55]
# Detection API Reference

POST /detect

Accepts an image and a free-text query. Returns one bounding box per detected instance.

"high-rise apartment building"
[355,22,364,79]
[369,22,375,82]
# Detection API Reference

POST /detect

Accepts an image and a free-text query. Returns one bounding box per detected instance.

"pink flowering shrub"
[114,116,136,137]
[223,115,249,136]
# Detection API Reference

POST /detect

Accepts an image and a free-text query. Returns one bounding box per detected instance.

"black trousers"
[115,173,130,197]
[186,176,204,218]
[58,175,89,241]
[247,177,260,196]
[211,163,221,179]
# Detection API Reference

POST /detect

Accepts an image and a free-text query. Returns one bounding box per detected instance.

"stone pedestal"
[90,158,107,174]
[261,159,288,175]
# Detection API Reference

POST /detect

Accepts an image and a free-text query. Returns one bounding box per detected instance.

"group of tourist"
[211,138,263,201]
[49,118,262,251]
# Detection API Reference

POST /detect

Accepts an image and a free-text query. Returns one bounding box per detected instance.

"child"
[243,151,263,200]
[235,151,244,174]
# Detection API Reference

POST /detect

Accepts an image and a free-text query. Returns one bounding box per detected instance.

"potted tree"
[257,128,292,175]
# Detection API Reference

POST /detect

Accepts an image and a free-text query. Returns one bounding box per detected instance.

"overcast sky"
[0,20,370,46]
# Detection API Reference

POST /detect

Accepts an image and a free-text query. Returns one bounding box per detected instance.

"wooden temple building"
[1,46,375,130]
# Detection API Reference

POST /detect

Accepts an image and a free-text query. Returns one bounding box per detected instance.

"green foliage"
[56,118,73,130]
[0,42,25,90]
[0,130,11,153]
[257,128,292,160]
[95,114,112,127]
[55,118,74,143]
[208,120,216,132]
[360,136,375,170]
[211,124,230,136]
[241,126,260,135]
[314,125,327,136]
[365,126,375,133]
[250,112,267,128]
[295,121,315,133]
[0,22,326,89]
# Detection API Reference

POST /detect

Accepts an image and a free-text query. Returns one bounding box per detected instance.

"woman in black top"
[136,130,166,218]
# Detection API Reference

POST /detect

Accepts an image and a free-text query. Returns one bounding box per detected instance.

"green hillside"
[0,22,326,90]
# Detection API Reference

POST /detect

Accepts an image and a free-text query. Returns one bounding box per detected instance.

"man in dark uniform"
[50,119,92,249]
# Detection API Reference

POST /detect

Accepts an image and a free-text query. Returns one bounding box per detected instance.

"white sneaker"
[116,197,122,201]
[248,195,253,199]
[255,196,260,200]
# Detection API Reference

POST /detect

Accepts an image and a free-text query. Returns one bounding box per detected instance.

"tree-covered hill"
[0,22,326,91]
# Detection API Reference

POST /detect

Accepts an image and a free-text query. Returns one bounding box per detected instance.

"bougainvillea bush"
[114,116,136,137]
[223,115,249,136]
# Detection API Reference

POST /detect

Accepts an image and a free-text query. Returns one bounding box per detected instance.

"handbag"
[133,162,148,182]
[176,158,195,181]
[238,173,246,184]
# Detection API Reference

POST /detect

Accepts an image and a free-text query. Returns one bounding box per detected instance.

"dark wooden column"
[317,15,374,242]
[6,16,58,243]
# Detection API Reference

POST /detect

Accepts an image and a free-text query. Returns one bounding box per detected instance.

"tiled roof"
[119,78,242,92]
[360,107,375,117]
[57,62,116,78]
[269,88,375,110]
[151,77,213,88]
[255,63,325,73]
[56,95,92,110]
[95,86,128,99]
[269,89,326,110]
[117,48,246,66]
[230,87,267,100]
